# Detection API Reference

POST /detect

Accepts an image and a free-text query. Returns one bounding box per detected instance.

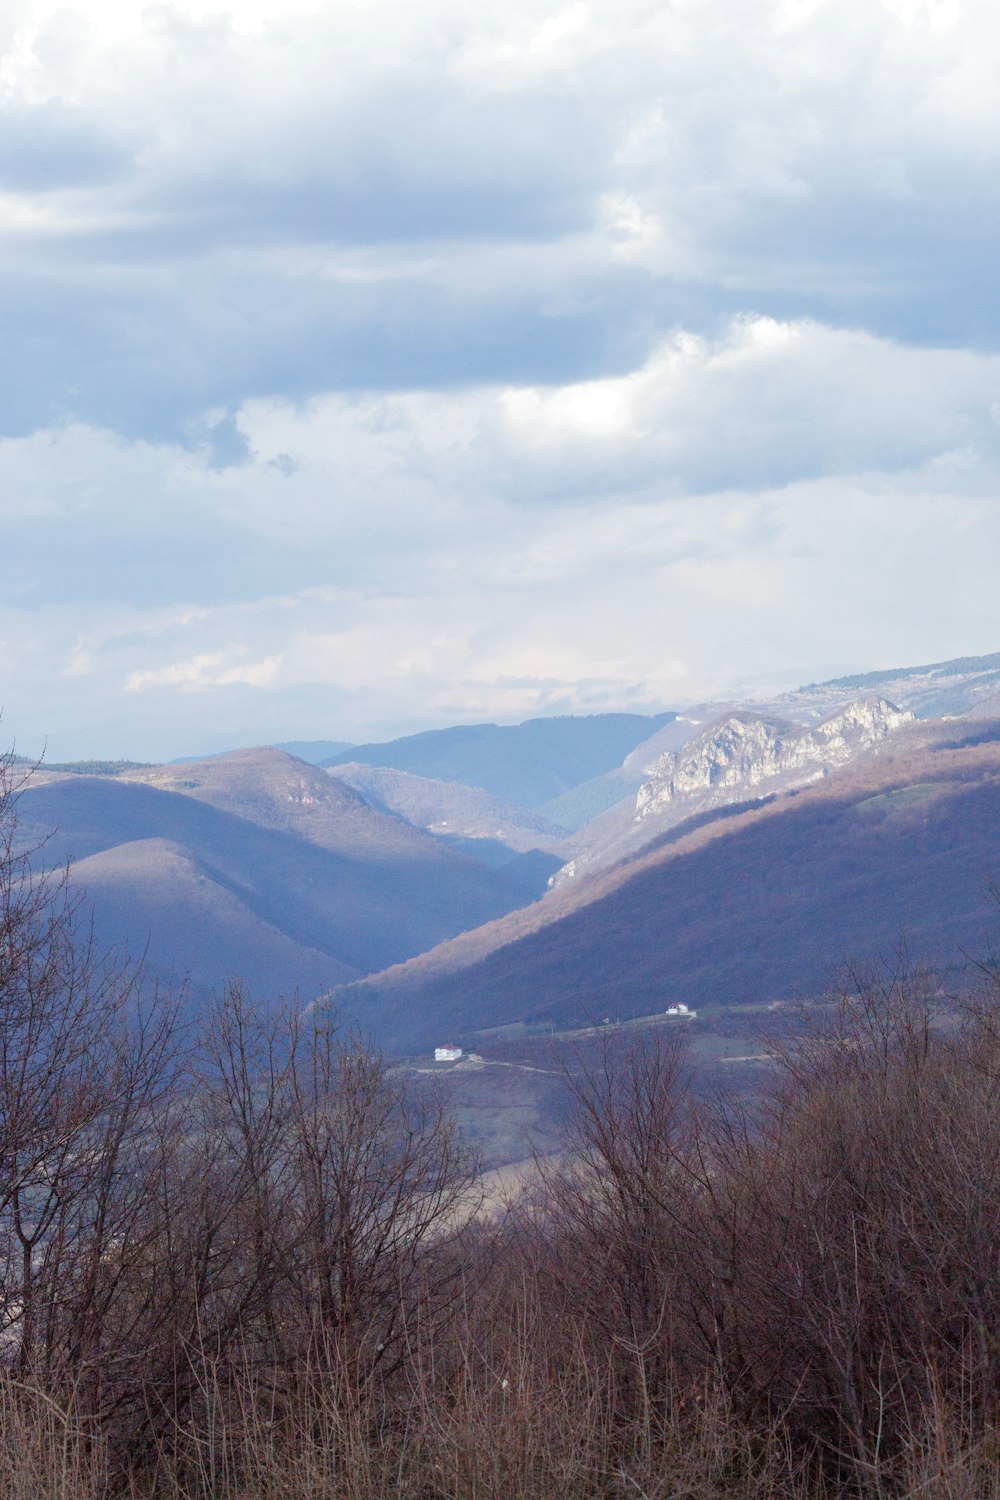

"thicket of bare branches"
[3,746,1000,1498]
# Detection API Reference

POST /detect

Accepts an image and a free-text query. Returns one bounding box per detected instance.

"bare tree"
[280,1003,480,1384]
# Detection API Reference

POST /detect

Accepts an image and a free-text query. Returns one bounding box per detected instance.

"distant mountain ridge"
[326,761,570,897]
[326,762,568,849]
[320,712,677,807]
[752,650,1000,724]
[14,751,534,1007]
[12,651,1000,1044]
[331,721,1000,1052]
[811,649,1000,697]
[272,739,355,764]
[322,763,569,897]
[123,747,456,863]
[637,698,911,812]
[554,697,912,884]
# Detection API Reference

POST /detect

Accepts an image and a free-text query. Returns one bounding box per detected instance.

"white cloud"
[1,307,999,756]
[235,317,1000,511]
[0,0,998,442]
[125,651,283,692]
[1,0,999,754]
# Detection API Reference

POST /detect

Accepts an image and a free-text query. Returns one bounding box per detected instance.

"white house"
[664,1004,696,1018]
[434,1045,463,1062]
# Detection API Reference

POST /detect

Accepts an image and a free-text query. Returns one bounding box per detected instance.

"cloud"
[1,309,999,757]
[125,651,283,692]
[5,311,994,609]
[2,0,999,755]
[0,0,999,440]
[483,318,1000,498]
[0,100,133,189]
[229,318,1000,514]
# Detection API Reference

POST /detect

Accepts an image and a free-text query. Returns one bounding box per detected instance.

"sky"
[2,0,1000,760]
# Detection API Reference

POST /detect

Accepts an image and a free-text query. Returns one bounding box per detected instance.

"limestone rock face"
[636,696,912,821]
[547,694,918,891]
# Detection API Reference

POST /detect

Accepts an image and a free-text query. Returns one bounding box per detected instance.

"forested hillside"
[3,740,999,1498]
[336,726,1000,1050]
[12,753,532,1002]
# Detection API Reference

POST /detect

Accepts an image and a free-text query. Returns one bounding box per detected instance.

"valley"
[9,648,1000,1108]
[6,649,1000,1500]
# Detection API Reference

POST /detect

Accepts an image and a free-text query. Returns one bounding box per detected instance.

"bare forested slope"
[336,725,1000,1049]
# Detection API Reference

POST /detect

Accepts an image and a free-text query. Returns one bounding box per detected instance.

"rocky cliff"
[553,696,912,885]
[636,696,912,819]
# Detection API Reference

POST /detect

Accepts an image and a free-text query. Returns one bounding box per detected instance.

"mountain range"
[320,711,677,806]
[14,751,535,1006]
[332,717,1000,1051]
[11,649,1000,1060]
[556,695,912,883]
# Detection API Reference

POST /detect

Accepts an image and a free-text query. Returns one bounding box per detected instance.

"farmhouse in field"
[434,1045,463,1061]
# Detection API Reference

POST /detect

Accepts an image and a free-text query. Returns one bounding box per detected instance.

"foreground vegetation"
[3,754,1000,1498]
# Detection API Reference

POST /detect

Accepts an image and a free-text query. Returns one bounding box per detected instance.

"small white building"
[434,1045,463,1062]
[664,1004,696,1018]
